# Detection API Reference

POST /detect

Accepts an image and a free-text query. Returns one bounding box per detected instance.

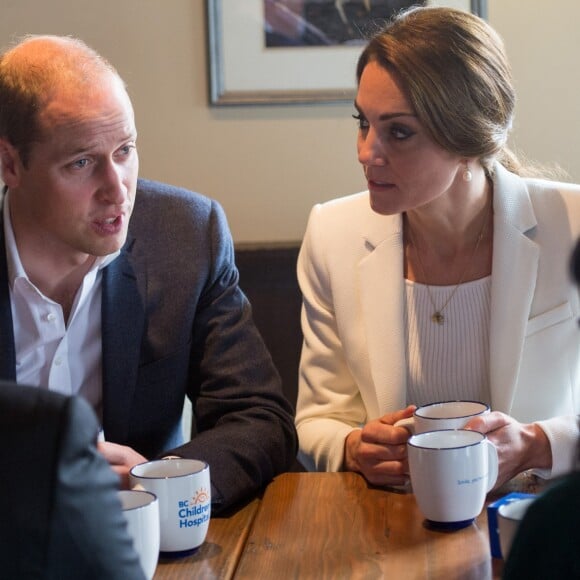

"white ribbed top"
[404,276,492,407]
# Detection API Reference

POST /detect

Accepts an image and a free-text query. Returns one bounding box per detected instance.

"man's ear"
[0,138,22,188]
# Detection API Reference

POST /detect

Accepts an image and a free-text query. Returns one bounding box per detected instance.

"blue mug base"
[424,518,474,531]
[159,546,200,559]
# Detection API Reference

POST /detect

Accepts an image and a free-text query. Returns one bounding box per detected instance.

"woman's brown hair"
[356,7,522,176]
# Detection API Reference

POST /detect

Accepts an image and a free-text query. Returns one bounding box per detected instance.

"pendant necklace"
[406,203,491,325]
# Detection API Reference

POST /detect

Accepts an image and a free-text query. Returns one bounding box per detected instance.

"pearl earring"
[463,163,473,182]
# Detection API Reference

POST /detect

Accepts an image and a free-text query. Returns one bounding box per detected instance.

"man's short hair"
[0,35,121,167]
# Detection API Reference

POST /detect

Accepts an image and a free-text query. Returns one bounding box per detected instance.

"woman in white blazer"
[295,6,580,489]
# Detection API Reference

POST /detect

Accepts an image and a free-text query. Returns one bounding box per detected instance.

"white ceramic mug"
[407,429,498,529]
[118,489,160,579]
[497,497,535,559]
[395,400,490,434]
[130,458,211,554]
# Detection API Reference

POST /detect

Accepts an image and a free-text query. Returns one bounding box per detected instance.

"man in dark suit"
[0,35,297,514]
[0,381,145,579]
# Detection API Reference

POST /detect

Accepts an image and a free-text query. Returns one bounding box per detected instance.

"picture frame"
[207,1,488,106]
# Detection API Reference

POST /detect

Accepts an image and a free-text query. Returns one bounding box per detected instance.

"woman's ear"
[0,139,22,188]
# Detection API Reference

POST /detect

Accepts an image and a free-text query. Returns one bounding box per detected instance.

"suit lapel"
[0,265,16,380]
[489,165,539,413]
[359,214,407,414]
[1,190,147,429]
[101,237,146,442]
[0,197,16,379]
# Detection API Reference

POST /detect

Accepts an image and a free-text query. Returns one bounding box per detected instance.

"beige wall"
[1,0,579,243]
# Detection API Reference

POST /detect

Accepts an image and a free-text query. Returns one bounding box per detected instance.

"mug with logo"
[130,458,211,554]
[407,429,498,530]
[395,400,490,434]
[118,489,160,579]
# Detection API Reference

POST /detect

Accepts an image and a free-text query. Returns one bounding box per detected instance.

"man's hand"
[465,412,552,488]
[344,405,416,486]
[97,441,148,489]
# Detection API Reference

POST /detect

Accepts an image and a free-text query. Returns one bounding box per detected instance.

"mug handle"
[394,416,416,434]
[484,439,499,492]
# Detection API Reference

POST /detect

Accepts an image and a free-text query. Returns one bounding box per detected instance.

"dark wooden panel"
[235,243,303,412]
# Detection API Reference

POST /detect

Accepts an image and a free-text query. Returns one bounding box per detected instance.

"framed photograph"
[207,1,488,105]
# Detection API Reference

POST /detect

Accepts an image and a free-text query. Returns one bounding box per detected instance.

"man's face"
[6,73,138,264]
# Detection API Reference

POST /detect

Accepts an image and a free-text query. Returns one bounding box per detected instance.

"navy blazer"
[0,179,298,512]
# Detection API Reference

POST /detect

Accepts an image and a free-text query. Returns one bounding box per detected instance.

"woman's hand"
[465,411,552,487]
[344,405,416,486]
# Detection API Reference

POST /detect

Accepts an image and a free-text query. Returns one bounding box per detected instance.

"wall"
[1,0,579,243]
[489,1,580,182]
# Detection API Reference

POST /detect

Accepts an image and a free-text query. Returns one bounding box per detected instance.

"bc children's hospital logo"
[177,487,211,528]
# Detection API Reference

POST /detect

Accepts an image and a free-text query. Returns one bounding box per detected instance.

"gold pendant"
[431,312,444,324]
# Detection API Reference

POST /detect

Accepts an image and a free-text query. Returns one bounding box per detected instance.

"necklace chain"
[406,203,491,325]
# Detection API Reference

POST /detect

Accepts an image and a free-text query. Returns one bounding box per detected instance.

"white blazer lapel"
[359,215,407,415]
[489,165,539,413]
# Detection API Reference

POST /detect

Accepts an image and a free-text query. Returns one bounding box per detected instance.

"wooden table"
[239,472,541,580]
[154,472,541,579]
[154,497,260,579]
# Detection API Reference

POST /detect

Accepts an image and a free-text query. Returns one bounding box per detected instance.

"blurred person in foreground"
[0,34,297,514]
[0,381,145,579]
[502,241,580,579]
[295,6,579,489]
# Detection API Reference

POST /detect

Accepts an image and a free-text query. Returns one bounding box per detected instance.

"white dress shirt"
[3,191,119,419]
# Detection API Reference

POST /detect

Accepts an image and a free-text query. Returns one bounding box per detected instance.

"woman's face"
[355,60,465,215]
